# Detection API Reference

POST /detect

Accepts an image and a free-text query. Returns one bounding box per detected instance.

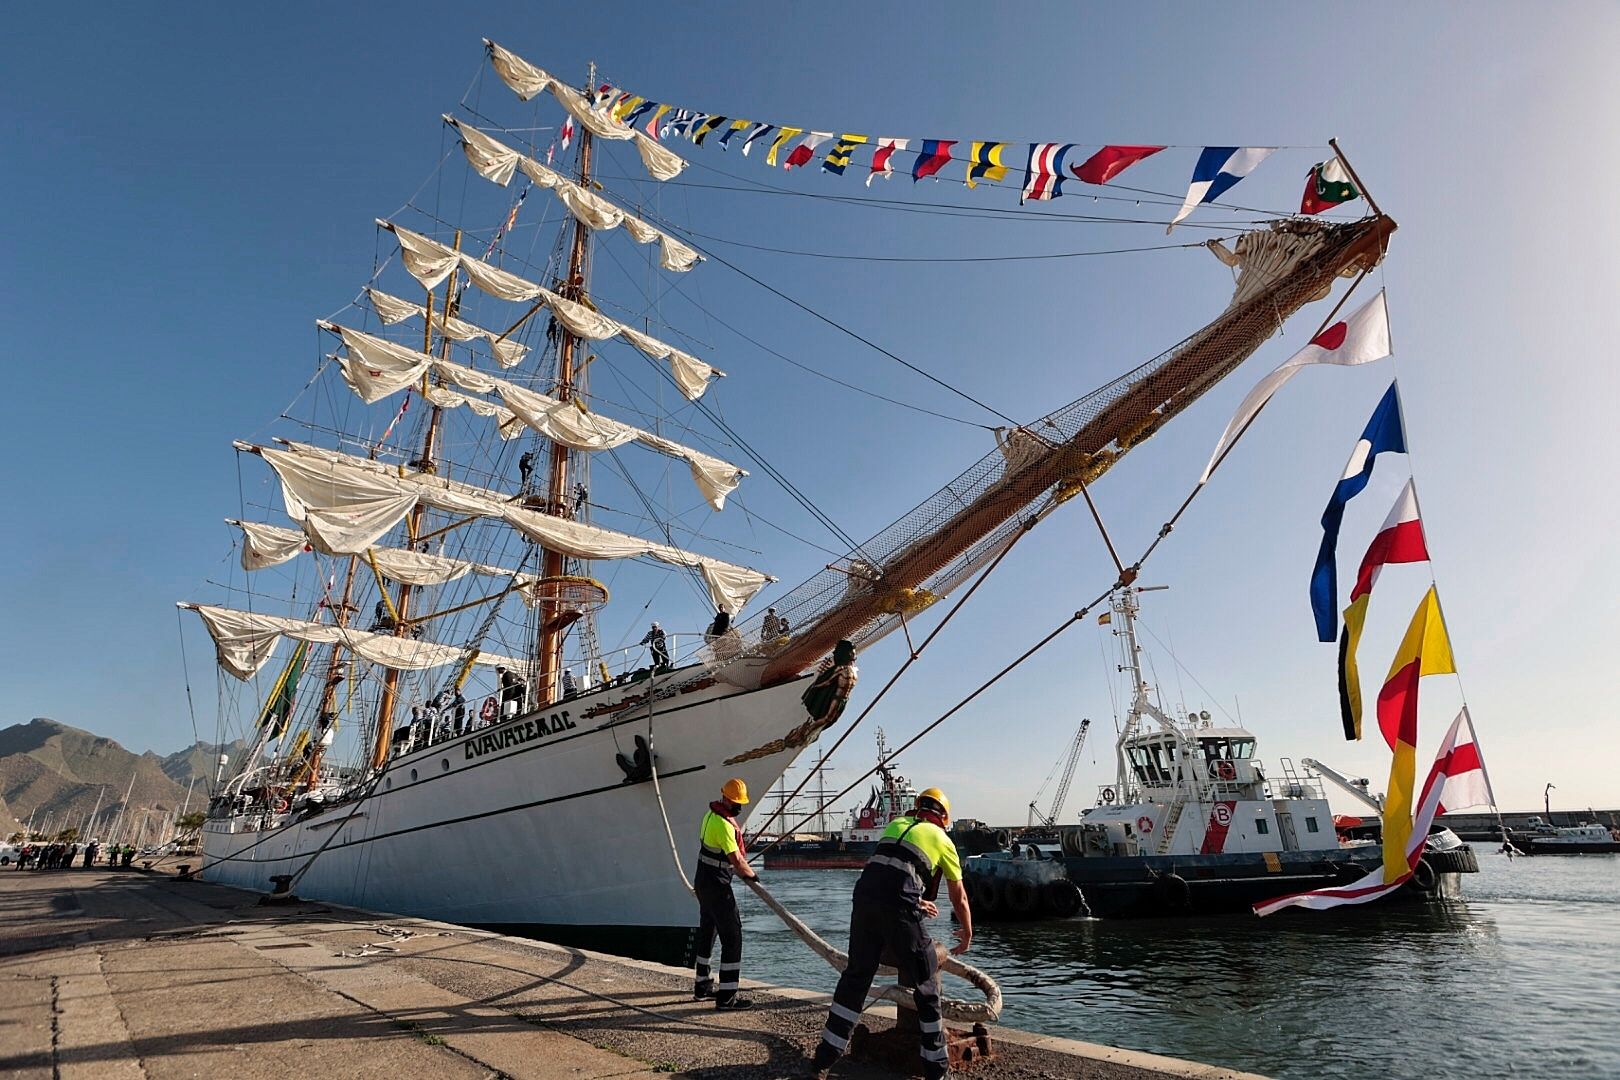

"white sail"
[483,40,686,181]
[247,442,772,613]
[380,223,720,400]
[322,324,745,508]
[445,118,701,274]
[179,602,525,682]
[227,519,533,590]
[367,288,528,368]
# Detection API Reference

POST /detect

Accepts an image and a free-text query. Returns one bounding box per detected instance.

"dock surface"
[0,864,1265,1079]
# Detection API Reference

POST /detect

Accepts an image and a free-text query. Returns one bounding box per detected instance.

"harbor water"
[736,853,1620,1079]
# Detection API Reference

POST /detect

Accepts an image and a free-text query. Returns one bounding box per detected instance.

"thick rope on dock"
[648,747,1001,1023]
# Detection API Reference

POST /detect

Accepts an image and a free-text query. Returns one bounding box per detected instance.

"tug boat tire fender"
[1153,871,1191,911]
[972,873,1004,917]
[1410,856,1438,892]
[1003,876,1041,917]
[1044,879,1085,918]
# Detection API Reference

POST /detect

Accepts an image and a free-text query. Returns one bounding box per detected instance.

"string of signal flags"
[1193,289,1502,916]
[601,94,1359,227]
[481,40,1360,228]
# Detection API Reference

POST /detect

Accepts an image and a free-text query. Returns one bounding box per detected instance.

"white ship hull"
[201,665,811,961]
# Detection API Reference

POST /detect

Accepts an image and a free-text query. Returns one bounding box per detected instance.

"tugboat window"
[1256,818,1270,835]
[1305,817,1320,833]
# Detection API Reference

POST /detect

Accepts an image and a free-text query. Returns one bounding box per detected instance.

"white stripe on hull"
[202,671,810,932]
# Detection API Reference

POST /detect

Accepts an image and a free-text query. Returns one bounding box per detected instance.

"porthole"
[385,777,392,789]
[441,758,450,772]
[410,768,418,782]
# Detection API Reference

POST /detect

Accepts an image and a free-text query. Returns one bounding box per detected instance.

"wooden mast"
[299,553,358,791]
[534,87,595,707]
[370,231,461,770]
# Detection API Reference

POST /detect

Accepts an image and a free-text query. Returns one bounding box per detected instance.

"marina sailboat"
[181,40,1396,961]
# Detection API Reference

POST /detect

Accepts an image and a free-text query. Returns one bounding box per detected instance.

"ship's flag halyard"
[1022,143,1076,203]
[1168,146,1276,230]
[784,131,831,170]
[1070,144,1165,185]
[1201,290,1392,482]
[1301,155,1360,215]
[822,133,869,175]
[966,142,1011,189]
[1339,479,1429,740]
[912,139,956,181]
[867,138,908,185]
[1376,586,1455,881]
[1309,382,1407,641]
[1255,704,1475,916]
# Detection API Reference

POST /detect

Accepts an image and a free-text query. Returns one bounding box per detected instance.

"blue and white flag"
[1168,146,1275,231]
[1309,382,1408,641]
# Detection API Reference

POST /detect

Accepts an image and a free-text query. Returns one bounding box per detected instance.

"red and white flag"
[1255,708,1485,916]
[1022,142,1076,203]
[560,118,575,150]
[1201,290,1391,481]
[867,138,908,186]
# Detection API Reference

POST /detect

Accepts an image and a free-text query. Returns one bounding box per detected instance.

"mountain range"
[0,718,244,842]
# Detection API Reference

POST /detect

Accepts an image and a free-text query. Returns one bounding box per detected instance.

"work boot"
[809,1044,838,1078]
[714,995,754,1011]
[692,983,715,1001]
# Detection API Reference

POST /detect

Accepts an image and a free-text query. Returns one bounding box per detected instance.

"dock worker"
[811,787,971,1080]
[693,778,759,1011]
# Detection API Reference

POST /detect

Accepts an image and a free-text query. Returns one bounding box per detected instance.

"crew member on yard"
[693,778,759,1011]
[811,787,971,1080]
[761,607,781,642]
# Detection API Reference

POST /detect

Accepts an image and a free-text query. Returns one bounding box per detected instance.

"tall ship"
[179,39,1399,961]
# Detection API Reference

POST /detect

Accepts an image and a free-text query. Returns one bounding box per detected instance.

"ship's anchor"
[615,734,655,784]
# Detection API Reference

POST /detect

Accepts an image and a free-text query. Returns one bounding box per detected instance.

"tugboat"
[967,586,1477,920]
[763,730,919,869]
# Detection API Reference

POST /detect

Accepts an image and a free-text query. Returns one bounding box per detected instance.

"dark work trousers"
[814,899,946,1080]
[693,877,743,1002]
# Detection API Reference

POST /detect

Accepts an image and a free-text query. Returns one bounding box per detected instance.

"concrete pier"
[0,864,1266,1080]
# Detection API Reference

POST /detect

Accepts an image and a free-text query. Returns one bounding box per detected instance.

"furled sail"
[228,518,538,595]
[179,602,525,682]
[367,288,528,368]
[321,323,745,508]
[378,223,721,400]
[243,442,773,613]
[444,117,701,273]
[482,39,686,181]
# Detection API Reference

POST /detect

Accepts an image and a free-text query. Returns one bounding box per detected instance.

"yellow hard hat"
[918,787,950,818]
[722,778,750,805]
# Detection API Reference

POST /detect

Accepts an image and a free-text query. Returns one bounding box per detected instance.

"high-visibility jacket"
[696,808,741,885]
[854,815,961,909]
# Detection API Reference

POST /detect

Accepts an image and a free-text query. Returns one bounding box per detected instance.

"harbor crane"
[1028,719,1090,827]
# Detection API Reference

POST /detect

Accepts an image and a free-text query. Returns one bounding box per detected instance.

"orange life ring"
[1216,760,1237,781]
[272,796,290,813]
[1136,815,1154,833]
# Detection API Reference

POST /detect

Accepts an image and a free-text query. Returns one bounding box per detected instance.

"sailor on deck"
[693,778,759,1010]
[811,788,971,1080]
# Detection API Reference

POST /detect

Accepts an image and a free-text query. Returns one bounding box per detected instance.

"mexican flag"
[1300,156,1359,215]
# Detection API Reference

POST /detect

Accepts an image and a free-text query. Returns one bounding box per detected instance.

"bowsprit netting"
[740,216,1395,684]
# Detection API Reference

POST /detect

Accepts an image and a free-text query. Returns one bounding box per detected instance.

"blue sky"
[3,3,1617,821]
